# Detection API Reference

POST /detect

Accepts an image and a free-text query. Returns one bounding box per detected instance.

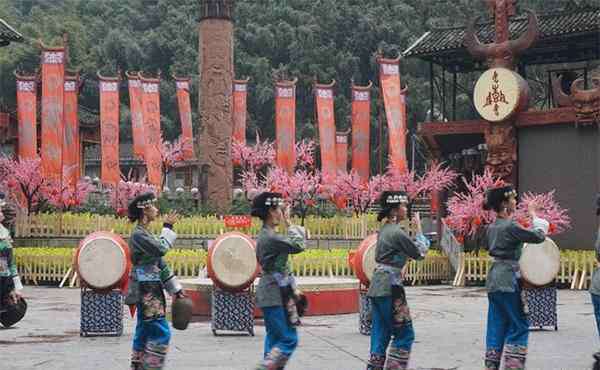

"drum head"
[520,238,560,286]
[78,237,126,290]
[361,238,378,282]
[210,234,257,290]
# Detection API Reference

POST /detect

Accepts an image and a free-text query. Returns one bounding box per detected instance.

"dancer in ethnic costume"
[482,186,548,370]
[367,191,430,370]
[591,194,600,369]
[124,192,185,370]
[0,194,23,324]
[252,192,306,370]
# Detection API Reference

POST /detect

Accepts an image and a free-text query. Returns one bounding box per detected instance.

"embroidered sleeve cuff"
[13,276,23,291]
[532,217,549,235]
[163,276,182,295]
[160,227,177,248]
[415,233,431,256]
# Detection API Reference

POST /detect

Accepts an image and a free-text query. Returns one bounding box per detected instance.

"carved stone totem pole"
[465,0,538,185]
[198,0,235,212]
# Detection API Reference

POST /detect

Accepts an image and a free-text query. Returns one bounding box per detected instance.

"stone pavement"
[0,286,596,370]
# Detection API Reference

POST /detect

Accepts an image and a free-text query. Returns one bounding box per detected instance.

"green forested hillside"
[0,0,581,170]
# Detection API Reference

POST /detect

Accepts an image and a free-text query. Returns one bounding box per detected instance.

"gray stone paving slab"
[0,286,596,370]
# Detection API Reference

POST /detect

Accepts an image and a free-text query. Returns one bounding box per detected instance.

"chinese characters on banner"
[351,82,371,183]
[233,78,249,145]
[40,47,65,180]
[16,74,38,160]
[63,73,81,188]
[378,56,408,173]
[140,74,163,188]
[99,74,120,185]
[275,79,297,173]
[127,72,145,160]
[315,81,337,183]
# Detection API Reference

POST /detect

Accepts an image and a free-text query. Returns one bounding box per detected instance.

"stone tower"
[198,0,234,212]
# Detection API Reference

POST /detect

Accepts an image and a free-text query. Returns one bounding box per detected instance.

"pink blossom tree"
[295,139,316,170]
[444,169,571,242]
[232,133,276,172]
[0,156,52,215]
[332,171,388,215]
[109,180,157,217]
[160,136,189,188]
[45,178,96,212]
[385,160,458,200]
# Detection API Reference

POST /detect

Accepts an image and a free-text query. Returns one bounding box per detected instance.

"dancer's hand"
[174,290,187,299]
[414,212,423,234]
[8,290,21,305]
[165,211,179,226]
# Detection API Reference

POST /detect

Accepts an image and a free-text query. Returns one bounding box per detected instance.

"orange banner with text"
[315,81,337,183]
[378,56,408,173]
[351,82,371,183]
[99,74,121,186]
[275,79,297,173]
[233,78,249,145]
[16,74,37,160]
[63,73,80,188]
[336,132,348,175]
[175,77,195,160]
[40,47,65,180]
[127,72,145,160]
[140,74,162,188]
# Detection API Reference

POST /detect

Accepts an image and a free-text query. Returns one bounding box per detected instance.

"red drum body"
[75,231,131,291]
[207,232,259,292]
[349,233,378,286]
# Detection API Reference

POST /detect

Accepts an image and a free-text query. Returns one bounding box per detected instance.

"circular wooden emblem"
[207,232,259,292]
[351,234,378,285]
[520,238,560,287]
[76,232,130,290]
[473,68,529,122]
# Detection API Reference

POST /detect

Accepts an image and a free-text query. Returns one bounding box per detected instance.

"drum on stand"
[75,231,131,291]
[519,237,560,287]
[207,232,259,292]
[349,233,378,287]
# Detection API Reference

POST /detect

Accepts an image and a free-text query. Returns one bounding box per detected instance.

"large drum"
[349,234,378,286]
[519,238,560,287]
[75,231,131,291]
[207,232,259,292]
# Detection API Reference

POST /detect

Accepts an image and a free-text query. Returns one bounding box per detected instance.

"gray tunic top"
[485,218,546,293]
[589,230,600,296]
[255,225,306,308]
[367,223,429,298]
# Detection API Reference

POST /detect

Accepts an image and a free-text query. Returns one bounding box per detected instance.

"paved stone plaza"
[0,286,596,370]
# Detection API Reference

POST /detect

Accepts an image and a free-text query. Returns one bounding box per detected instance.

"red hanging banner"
[126,71,145,160]
[378,56,408,173]
[336,131,349,175]
[233,78,249,145]
[63,72,80,188]
[98,72,121,186]
[315,80,337,183]
[15,72,38,160]
[274,78,297,173]
[40,45,65,180]
[351,81,372,183]
[174,76,195,160]
[139,73,162,188]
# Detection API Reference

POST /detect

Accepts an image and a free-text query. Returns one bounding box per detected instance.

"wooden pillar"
[197,0,235,212]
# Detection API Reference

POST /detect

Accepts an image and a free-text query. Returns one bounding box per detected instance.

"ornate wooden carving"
[198,10,234,212]
[484,124,517,184]
[199,0,234,21]
[465,0,538,70]
[552,75,600,126]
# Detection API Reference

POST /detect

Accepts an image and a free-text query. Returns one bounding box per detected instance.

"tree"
[160,136,188,188]
[45,178,96,212]
[332,171,388,215]
[0,156,52,215]
[231,134,276,172]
